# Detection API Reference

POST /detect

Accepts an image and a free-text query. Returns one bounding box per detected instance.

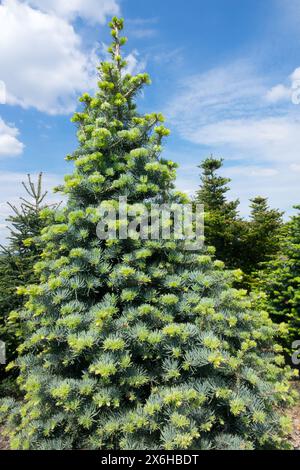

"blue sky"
[0,0,300,242]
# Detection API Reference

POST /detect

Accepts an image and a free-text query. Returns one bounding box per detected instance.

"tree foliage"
[257,206,300,355]
[0,174,56,396]
[196,158,283,281]
[244,197,283,276]
[196,157,243,269]
[0,19,297,451]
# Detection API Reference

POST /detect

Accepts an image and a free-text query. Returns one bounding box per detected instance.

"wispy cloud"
[0,117,24,158]
[185,116,300,163]
[166,61,300,164]
[166,60,300,213]
[125,51,147,75]
[25,0,120,24]
[130,28,157,39]
[127,17,159,40]
[266,67,300,104]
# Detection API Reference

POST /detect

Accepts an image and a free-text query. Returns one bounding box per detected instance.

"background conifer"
[196,158,284,288]
[257,206,300,356]
[0,174,57,397]
[195,157,243,269]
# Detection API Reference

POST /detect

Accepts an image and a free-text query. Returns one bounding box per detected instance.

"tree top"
[107,17,128,70]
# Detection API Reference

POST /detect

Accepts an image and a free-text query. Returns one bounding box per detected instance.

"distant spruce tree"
[0,18,296,450]
[257,206,300,356]
[243,197,283,276]
[0,174,57,396]
[195,157,245,269]
[196,159,284,282]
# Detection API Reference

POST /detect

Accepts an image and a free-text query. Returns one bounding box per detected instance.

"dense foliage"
[0,174,56,397]
[1,18,297,450]
[195,157,243,269]
[0,19,297,451]
[196,158,283,282]
[257,207,300,355]
[245,197,283,277]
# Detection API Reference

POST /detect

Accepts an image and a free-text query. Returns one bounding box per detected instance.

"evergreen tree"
[196,157,238,213]
[196,160,284,283]
[243,197,283,276]
[0,174,56,396]
[257,206,300,355]
[1,18,297,451]
[195,157,244,269]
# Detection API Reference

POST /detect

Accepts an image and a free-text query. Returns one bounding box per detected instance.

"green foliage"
[256,206,300,354]
[0,174,57,396]
[195,157,246,269]
[242,197,283,282]
[196,158,283,282]
[0,18,297,451]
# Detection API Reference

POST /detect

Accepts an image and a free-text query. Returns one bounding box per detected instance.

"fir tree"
[1,18,297,451]
[196,157,238,213]
[0,174,56,396]
[243,197,283,276]
[195,157,244,269]
[257,206,300,355]
[196,160,284,283]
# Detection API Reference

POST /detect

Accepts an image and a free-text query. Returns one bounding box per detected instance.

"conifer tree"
[196,160,284,282]
[195,157,244,269]
[257,206,300,355]
[243,197,283,276]
[0,174,56,396]
[1,18,297,450]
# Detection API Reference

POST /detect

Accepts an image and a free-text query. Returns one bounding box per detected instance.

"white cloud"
[0,117,24,157]
[167,62,266,127]
[0,1,146,115]
[127,18,158,26]
[0,171,63,244]
[0,0,100,114]
[265,67,300,104]
[0,81,6,104]
[130,28,157,39]
[127,17,158,38]
[25,0,120,24]
[166,62,300,164]
[266,84,291,103]
[166,61,300,214]
[291,67,300,82]
[151,48,184,67]
[125,51,146,75]
[224,166,279,177]
[187,117,300,163]
[290,163,300,172]
[291,68,300,105]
